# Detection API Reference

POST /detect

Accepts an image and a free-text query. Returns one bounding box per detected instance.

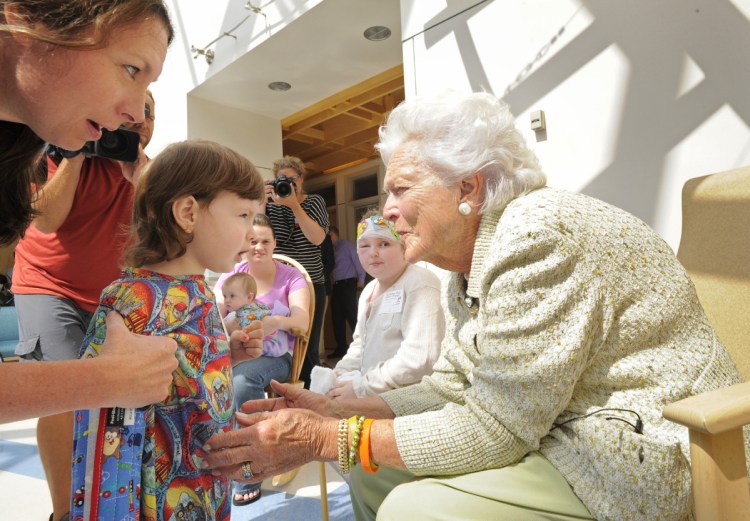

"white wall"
[148,0,321,160]
[401,0,750,250]
[154,0,750,251]
[187,96,282,177]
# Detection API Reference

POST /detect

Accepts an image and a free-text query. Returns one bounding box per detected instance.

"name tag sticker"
[381,290,403,314]
[123,408,136,426]
[107,407,128,427]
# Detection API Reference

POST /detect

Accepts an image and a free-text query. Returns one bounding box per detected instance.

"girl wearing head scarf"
[326,213,444,399]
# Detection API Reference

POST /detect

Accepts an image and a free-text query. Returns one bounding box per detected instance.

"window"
[352,173,379,200]
[308,184,336,207]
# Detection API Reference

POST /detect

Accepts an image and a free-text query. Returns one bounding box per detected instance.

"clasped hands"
[201,380,336,482]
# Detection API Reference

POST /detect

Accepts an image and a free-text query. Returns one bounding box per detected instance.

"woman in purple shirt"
[214,214,310,507]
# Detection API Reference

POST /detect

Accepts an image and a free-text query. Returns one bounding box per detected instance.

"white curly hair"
[376,91,547,213]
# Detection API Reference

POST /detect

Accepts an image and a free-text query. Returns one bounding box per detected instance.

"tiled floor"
[0,418,354,521]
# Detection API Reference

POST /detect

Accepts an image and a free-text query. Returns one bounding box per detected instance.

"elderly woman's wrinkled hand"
[241,379,334,417]
[229,320,263,362]
[202,408,334,482]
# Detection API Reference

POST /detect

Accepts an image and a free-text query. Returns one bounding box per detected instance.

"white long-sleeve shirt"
[333,264,444,396]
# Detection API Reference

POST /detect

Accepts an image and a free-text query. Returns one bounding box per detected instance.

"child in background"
[221,272,290,357]
[70,140,264,521]
[310,213,444,399]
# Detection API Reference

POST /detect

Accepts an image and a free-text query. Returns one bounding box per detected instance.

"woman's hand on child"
[260,315,280,336]
[229,320,263,362]
[99,311,179,407]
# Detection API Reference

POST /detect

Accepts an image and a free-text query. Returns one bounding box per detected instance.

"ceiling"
[281,65,404,175]
[189,0,405,177]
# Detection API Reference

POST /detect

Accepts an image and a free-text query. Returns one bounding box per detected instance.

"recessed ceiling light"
[363,26,391,42]
[268,81,291,92]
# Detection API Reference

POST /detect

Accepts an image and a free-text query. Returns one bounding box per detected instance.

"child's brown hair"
[125,140,264,267]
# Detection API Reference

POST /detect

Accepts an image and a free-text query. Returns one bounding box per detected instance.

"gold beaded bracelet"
[337,418,350,474]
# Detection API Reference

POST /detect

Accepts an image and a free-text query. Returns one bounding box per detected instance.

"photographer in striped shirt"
[265,156,329,387]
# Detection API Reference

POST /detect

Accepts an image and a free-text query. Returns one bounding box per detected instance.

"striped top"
[266,194,329,284]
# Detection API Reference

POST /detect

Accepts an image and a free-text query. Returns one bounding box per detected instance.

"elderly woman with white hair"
[203,91,743,520]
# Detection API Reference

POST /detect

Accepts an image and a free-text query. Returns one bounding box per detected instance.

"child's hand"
[229,321,263,363]
[223,315,240,334]
[326,380,356,400]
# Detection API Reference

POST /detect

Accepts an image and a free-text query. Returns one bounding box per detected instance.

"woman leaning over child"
[70,140,265,521]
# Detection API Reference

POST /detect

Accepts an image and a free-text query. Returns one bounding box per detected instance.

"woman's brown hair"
[271,155,306,177]
[125,140,264,267]
[0,0,174,48]
[0,122,43,245]
[0,0,174,245]
[252,213,275,239]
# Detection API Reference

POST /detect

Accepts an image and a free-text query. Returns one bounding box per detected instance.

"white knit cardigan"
[382,187,743,520]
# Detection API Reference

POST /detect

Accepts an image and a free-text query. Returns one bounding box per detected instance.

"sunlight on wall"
[402,0,750,250]
[676,53,706,99]
[523,45,629,194]
[659,105,750,249]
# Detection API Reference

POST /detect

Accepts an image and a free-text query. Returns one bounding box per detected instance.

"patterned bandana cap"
[356,215,401,245]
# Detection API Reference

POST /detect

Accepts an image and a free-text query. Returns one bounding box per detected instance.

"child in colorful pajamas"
[70,140,265,521]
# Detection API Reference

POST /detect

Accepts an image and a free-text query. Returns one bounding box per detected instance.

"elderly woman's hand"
[229,320,263,363]
[239,379,335,417]
[202,408,338,483]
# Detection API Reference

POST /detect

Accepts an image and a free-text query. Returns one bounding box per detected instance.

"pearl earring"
[458,202,472,216]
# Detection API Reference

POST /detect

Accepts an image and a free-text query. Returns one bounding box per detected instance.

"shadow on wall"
[498,0,750,225]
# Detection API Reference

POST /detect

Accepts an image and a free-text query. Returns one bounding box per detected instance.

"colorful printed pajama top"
[71,268,235,521]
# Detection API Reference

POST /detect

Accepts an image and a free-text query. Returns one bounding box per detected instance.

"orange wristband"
[359,418,379,473]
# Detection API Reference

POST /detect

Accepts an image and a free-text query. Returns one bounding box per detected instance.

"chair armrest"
[663,381,750,434]
[290,327,307,338]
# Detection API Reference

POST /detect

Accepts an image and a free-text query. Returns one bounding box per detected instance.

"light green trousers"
[349,451,595,521]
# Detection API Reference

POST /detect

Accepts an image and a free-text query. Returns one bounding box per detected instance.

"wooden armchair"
[267,254,315,488]
[662,166,750,520]
[271,254,314,390]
